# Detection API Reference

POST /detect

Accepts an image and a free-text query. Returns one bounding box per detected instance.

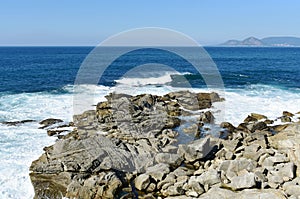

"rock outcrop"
[30,91,300,199]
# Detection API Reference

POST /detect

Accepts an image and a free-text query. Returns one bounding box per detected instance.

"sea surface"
[0,46,300,198]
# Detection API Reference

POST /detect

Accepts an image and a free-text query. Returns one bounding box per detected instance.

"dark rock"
[39,118,64,129]
[220,122,236,132]
[280,116,292,123]
[244,115,258,123]
[198,111,214,123]
[283,111,294,117]
[47,129,68,136]
[250,113,267,120]
[247,121,268,132]
[1,119,36,126]
[271,124,289,132]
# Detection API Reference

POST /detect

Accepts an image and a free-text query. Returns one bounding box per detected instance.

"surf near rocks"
[30,90,300,199]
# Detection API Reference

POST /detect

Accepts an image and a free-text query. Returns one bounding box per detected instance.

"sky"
[1,0,300,46]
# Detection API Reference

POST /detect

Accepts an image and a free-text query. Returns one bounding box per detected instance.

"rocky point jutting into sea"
[29,90,300,199]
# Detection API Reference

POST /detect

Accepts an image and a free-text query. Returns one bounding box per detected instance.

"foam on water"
[115,71,191,87]
[0,91,73,198]
[0,85,113,199]
[0,83,299,198]
[217,84,300,126]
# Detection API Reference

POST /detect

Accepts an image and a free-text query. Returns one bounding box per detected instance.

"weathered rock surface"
[30,91,300,199]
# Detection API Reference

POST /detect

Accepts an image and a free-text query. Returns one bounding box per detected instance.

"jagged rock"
[187,177,205,196]
[155,153,183,168]
[283,111,294,117]
[225,171,256,190]
[264,119,274,124]
[198,111,214,123]
[250,113,267,120]
[178,137,214,162]
[39,118,63,129]
[262,153,289,167]
[244,115,258,123]
[32,91,300,199]
[219,158,257,180]
[165,196,194,199]
[269,123,300,150]
[183,123,200,134]
[66,172,122,199]
[146,163,170,182]
[30,172,71,199]
[281,116,292,123]
[283,177,300,197]
[247,121,268,132]
[221,139,240,152]
[272,124,290,132]
[267,162,295,186]
[161,182,185,196]
[220,122,236,132]
[198,169,221,188]
[135,174,150,191]
[47,129,68,136]
[243,144,261,160]
[199,186,286,199]
[172,167,194,177]
[157,173,176,190]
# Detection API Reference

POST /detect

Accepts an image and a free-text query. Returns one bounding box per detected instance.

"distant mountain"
[261,37,300,46]
[221,36,300,47]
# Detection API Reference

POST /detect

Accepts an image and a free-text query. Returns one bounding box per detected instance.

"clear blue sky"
[1,0,300,46]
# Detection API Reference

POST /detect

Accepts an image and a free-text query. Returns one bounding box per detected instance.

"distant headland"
[221,36,300,47]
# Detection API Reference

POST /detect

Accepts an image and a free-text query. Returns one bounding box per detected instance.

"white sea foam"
[218,84,300,126]
[115,71,191,86]
[0,83,299,198]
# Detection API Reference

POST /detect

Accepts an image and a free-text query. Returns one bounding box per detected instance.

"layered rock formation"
[30,91,300,199]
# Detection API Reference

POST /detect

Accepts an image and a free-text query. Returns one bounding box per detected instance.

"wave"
[115,71,192,86]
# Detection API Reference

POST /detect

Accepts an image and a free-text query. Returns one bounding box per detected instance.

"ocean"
[0,46,300,198]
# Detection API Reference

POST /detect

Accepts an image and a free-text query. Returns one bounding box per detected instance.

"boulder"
[198,169,221,187]
[225,171,256,190]
[283,111,294,117]
[219,158,257,180]
[198,111,214,123]
[155,153,183,168]
[199,186,286,199]
[247,121,268,132]
[146,163,170,182]
[135,174,150,191]
[178,137,214,162]
[283,177,300,197]
[281,116,292,123]
[220,122,236,132]
[39,118,64,129]
[244,115,258,123]
[250,113,267,120]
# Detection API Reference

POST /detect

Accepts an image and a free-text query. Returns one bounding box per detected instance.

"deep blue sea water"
[0,47,299,93]
[0,46,300,198]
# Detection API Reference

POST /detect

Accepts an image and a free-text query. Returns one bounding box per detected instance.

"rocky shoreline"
[29,91,300,199]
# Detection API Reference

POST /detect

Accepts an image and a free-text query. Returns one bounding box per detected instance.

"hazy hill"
[221,36,300,46]
[261,37,300,46]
